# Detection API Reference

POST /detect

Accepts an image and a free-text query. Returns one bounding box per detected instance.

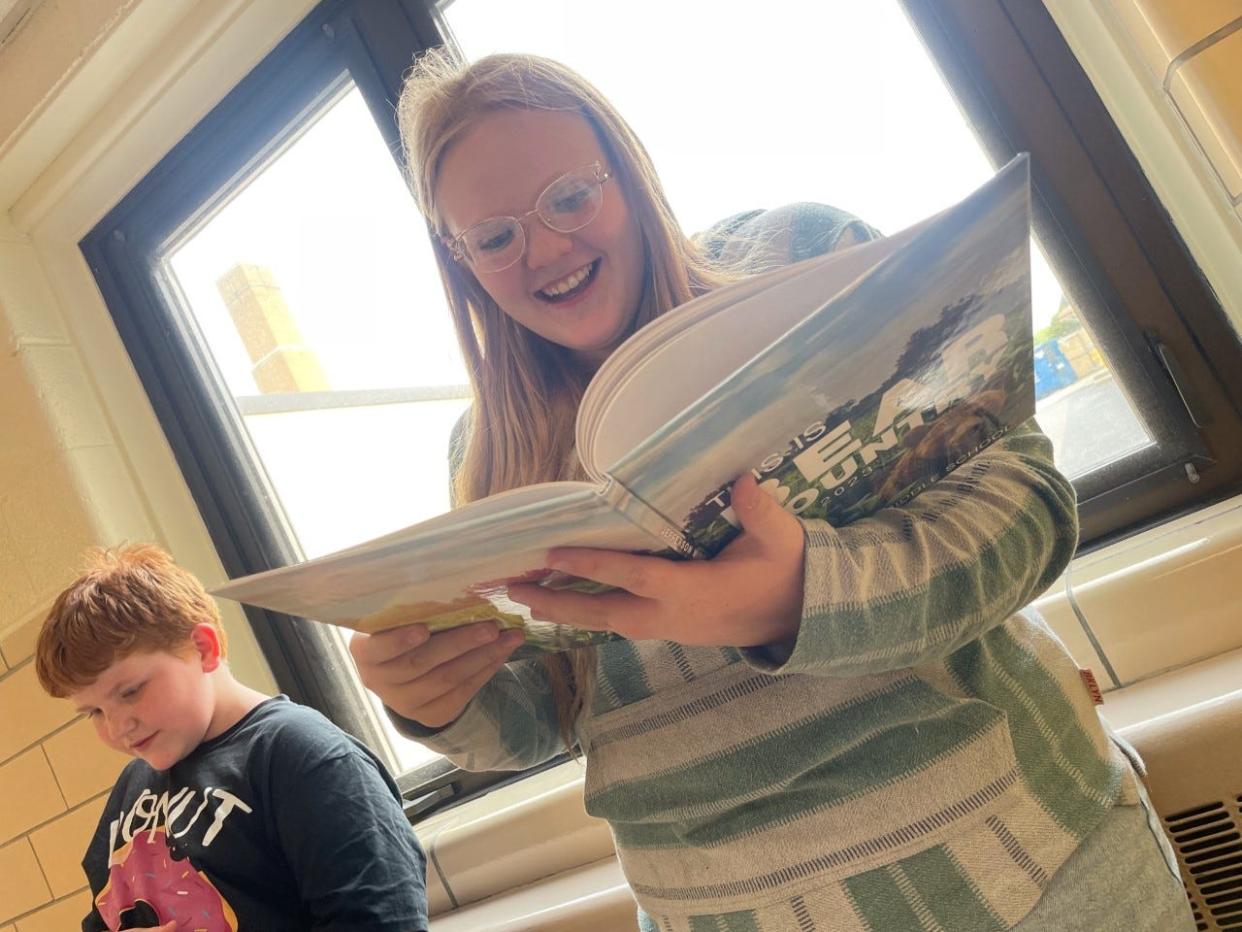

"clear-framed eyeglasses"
[444,161,613,273]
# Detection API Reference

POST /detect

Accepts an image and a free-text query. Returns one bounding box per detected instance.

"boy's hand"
[350,622,525,728]
[509,474,806,648]
[137,923,177,931]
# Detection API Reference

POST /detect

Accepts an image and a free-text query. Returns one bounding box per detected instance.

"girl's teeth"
[543,265,590,296]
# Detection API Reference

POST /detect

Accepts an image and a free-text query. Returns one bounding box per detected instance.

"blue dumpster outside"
[1033,340,1078,400]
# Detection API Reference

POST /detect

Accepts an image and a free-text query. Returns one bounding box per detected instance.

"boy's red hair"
[35,544,228,698]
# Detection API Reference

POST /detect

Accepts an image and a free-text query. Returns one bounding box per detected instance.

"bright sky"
[169,0,1065,398]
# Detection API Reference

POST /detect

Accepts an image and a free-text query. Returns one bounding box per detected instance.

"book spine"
[598,479,704,559]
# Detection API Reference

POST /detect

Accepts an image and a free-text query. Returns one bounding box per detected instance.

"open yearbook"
[213,156,1035,657]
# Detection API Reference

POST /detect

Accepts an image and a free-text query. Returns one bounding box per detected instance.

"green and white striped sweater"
[399,206,1139,930]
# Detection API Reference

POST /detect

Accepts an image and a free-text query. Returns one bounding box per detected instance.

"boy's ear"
[189,623,224,673]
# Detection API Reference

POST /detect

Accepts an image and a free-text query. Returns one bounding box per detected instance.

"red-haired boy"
[36,544,428,932]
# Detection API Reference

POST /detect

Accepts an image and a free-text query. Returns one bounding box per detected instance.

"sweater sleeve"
[742,420,1078,677]
[388,657,567,772]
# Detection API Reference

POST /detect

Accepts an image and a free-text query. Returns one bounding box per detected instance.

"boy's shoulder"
[99,697,397,806]
[229,694,343,740]
[204,695,382,771]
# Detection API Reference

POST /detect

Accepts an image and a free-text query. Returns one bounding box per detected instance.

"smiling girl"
[349,50,1194,932]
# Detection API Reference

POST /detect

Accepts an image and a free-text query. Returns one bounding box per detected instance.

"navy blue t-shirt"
[82,696,428,931]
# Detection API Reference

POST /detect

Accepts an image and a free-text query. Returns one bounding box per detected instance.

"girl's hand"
[349,622,525,728]
[509,474,806,648]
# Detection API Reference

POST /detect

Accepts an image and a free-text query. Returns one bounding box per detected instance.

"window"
[81,0,463,790]
[167,83,465,772]
[444,2,1156,482]
[901,0,1242,541]
[83,0,1242,815]
[442,0,1242,541]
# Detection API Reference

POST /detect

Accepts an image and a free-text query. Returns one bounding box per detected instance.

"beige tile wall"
[1107,0,1242,210]
[0,307,130,927]
[0,3,279,926]
[0,635,128,927]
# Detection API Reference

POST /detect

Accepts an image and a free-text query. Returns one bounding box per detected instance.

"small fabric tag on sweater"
[1079,668,1104,705]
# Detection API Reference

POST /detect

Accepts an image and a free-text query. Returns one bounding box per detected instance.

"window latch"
[1149,335,1210,429]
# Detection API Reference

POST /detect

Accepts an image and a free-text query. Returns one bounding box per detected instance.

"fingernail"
[476,624,498,643]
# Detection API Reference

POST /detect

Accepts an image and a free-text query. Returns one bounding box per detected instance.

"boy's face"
[70,629,219,772]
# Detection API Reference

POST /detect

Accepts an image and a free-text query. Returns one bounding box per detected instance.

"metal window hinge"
[1149,336,1210,429]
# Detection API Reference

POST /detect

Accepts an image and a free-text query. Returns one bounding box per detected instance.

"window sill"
[430,857,634,932]
[417,761,614,915]
[1034,491,1242,692]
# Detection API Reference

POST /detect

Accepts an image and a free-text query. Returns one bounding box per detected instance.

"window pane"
[445,0,1153,478]
[167,84,459,772]
[1029,244,1150,477]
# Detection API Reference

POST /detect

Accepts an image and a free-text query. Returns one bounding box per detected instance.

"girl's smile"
[536,259,600,303]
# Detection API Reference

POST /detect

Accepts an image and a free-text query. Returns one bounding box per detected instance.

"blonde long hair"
[397,49,731,746]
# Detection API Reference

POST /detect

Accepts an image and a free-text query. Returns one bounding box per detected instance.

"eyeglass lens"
[461,166,605,272]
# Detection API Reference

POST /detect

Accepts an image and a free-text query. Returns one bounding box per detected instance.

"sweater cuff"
[384,705,450,740]
[740,518,843,676]
[385,698,506,770]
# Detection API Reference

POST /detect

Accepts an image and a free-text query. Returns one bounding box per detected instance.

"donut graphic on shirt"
[95,827,238,932]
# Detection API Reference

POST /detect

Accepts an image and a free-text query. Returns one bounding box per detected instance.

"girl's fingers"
[543,549,680,598]
[362,622,503,687]
[508,585,656,639]
[349,624,430,665]
[408,630,525,702]
[416,641,523,727]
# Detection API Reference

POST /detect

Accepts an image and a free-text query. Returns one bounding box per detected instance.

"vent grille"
[1166,795,1242,931]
